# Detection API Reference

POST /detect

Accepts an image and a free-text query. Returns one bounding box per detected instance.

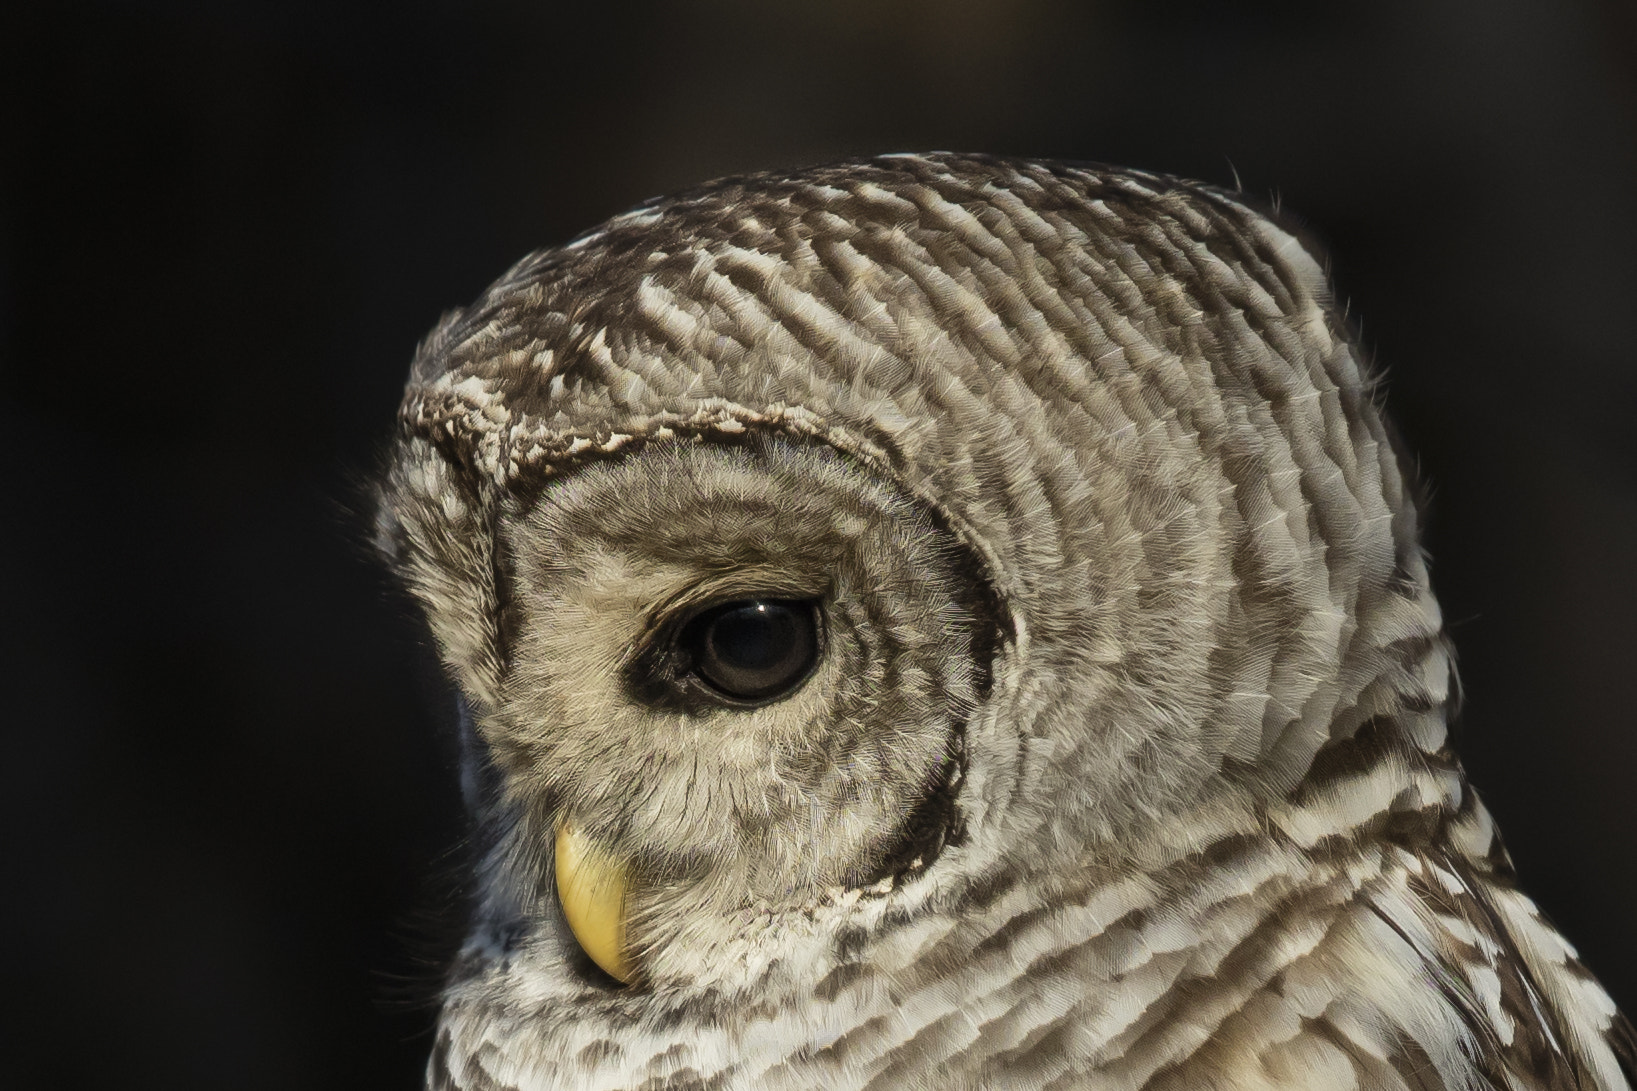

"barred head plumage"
[377,153,1633,1091]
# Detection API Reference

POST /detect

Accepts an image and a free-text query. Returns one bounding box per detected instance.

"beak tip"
[555,822,636,985]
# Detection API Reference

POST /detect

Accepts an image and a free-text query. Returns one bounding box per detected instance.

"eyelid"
[632,573,831,656]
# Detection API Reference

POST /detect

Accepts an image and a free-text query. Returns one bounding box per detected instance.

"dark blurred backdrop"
[3,2,1634,1088]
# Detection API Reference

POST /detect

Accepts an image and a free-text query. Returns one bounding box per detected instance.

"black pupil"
[686,599,818,702]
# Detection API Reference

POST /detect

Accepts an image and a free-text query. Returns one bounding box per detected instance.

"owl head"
[377,153,1451,1007]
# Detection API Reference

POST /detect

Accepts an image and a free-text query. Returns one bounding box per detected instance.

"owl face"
[378,154,1631,1091]
[489,439,987,984]
[378,151,1397,1006]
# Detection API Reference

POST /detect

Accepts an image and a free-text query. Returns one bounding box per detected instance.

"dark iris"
[680,599,820,702]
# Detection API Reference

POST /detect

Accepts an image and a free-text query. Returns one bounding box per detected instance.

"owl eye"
[679,599,820,703]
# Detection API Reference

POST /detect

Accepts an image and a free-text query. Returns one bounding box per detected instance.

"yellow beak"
[554,822,635,984]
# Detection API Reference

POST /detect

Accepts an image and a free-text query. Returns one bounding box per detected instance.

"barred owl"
[375,153,1634,1090]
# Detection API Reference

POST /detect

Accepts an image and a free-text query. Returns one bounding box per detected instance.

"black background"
[4,2,1635,1088]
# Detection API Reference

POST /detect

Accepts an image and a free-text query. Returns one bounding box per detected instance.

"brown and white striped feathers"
[376,153,1634,1090]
